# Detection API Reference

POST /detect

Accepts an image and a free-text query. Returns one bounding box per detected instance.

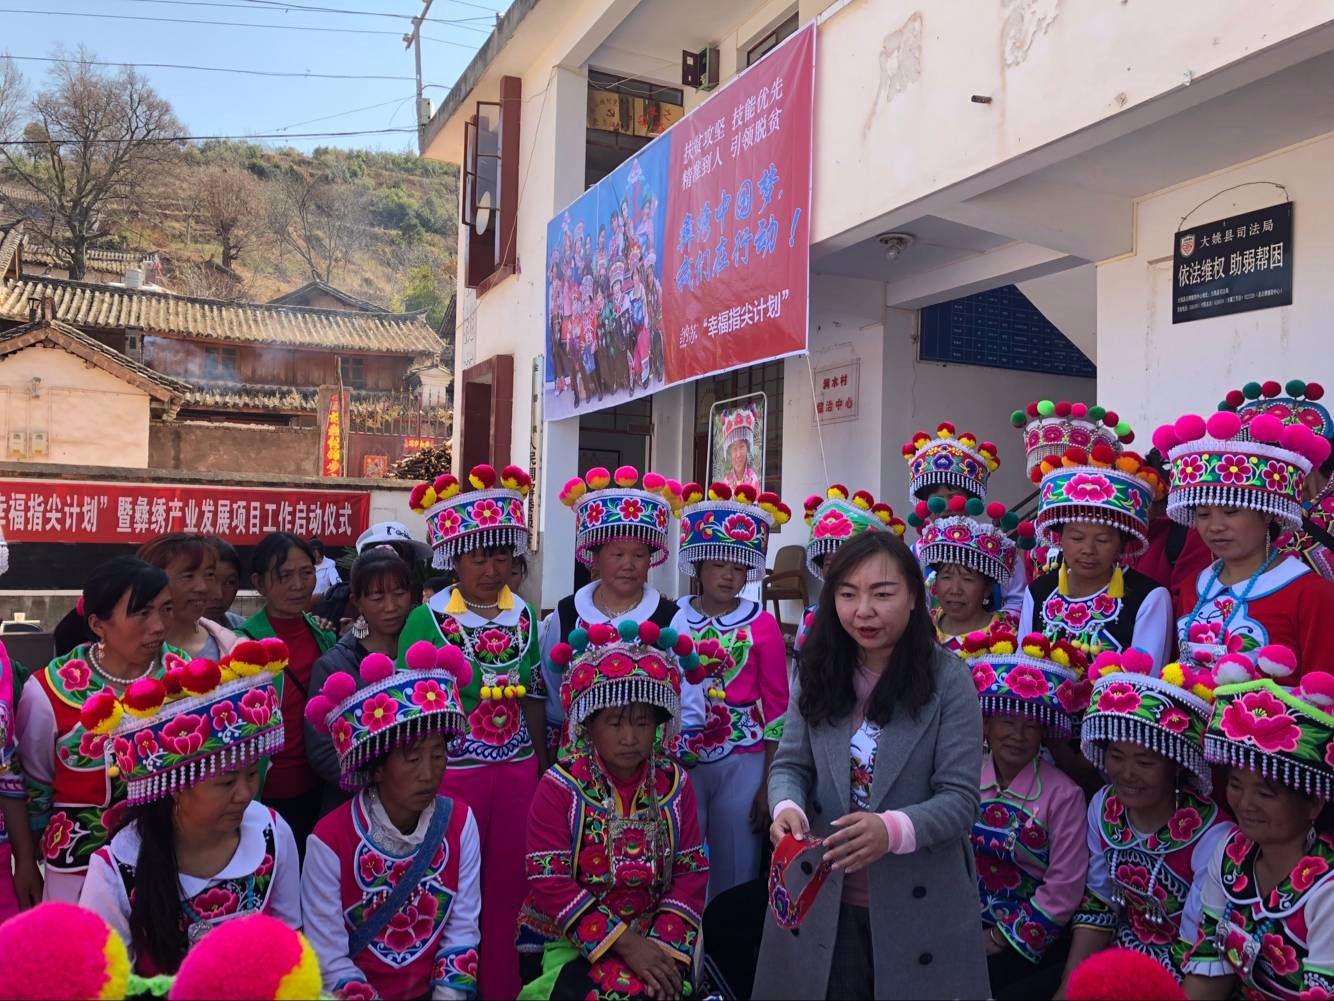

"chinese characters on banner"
[0,480,370,545]
[543,24,814,421]
[812,361,859,426]
[402,436,437,453]
[321,389,346,476]
[1172,202,1293,323]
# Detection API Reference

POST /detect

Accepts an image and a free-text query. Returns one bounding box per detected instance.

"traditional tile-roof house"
[267,280,388,313]
[0,221,22,283]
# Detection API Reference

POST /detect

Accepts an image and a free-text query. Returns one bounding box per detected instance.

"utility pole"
[405,0,436,154]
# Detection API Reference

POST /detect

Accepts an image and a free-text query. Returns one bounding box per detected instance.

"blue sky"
[2,0,508,152]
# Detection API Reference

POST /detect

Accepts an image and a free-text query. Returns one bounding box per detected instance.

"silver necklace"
[87,642,158,686]
[463,596,499,610]
[593,588,640,619]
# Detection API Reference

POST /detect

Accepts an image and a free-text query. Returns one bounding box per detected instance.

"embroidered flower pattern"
[618,497,645,521]
[360,691,400,733]
[813,509,853,540]
[1007,665,1050,700]
[471,498,503,527]
[971,662,997,693]
[721,513,757,542]
[160,714,209,755]
[1261,460,1291,492]
[57,659,92,693]
[1097,681,1142,715]
[1066,472,1116,503]
[410,679,449,712]
[436,507,462,537]
[1217,453,1254,486]
[1176,454,1207,484]
[1219,688,1302,753]
[583,501,606,527]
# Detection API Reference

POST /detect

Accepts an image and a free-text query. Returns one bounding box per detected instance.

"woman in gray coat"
[753,530,989,1000]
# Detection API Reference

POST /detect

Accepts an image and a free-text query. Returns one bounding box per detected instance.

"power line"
[0,7,484,47]
[0,127,419,145]
[269,95,415,132]
[3,53,436,83]
[241,0,509,15]
[79,0,495,33]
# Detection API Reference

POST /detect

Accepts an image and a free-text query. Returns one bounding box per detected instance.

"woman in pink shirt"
[961,628,1093,999]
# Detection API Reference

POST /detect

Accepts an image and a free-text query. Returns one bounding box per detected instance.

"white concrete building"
[422,0,1332,611]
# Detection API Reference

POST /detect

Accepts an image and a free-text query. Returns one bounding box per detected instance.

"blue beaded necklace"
[1179,547,1279,647]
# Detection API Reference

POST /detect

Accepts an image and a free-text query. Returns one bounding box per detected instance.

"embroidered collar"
[1222,828,1334,916]
[431,586,524,627]
[981,755,1043,804]
[1194,554,1309,603]
[1098,786,1219,852]
[573,581,661,624]
[677,595,760,629]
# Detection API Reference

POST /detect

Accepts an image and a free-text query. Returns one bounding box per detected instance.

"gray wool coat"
[752,646,989,1001]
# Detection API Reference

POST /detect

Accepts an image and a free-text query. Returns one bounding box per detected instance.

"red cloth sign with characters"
[662,25,814,388]
[0,479,370,545]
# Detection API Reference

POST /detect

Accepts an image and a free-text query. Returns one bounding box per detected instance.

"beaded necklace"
[1178,550,1279,649]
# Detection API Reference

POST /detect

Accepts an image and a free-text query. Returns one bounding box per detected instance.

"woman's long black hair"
[798,530,939,728]
[125,797,190,973]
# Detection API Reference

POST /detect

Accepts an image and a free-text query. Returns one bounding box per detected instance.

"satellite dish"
[474,189,494,236]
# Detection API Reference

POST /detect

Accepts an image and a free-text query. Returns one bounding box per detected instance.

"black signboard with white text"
[1172,202,1293,323]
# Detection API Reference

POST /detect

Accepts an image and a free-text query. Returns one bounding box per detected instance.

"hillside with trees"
[0,50,458,323]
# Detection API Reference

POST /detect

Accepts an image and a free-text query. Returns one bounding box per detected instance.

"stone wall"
[150,421,320,476]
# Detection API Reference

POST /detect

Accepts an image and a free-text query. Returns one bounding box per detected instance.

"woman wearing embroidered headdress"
[907,497,1034,651]
[1155,398,1334,678]
[395,462,543,1000]
[793,484,906,651]
[1180,652,1334,999]
[902,421,1026,624]
[78,640,300,975]
[518,620,710,1000]
[959,627,1092,999]
[675,481,792,902]
[1019,443,1173,669]
[1058,650,1235,990]
[717,407,762,491]
[302,642,481,1000]
[540,466,701,761]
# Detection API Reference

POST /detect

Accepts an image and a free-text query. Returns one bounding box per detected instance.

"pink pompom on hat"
[1154,409,1330,531]
[677,481,792,582]
[169,913,322,1000]
[559,465,684,568]
[409,463,532,570]
[0,902,130,1000]
[306,644,471,790]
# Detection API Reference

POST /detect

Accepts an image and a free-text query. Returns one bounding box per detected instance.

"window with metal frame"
[746,11,799,67]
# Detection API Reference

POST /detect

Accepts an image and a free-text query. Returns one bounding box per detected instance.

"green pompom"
[1088,406,1106,421]
[658,627,678,650]
[680,652,699,672]
[1018,537,1037,550]
[927,495,947,513]
[1009,409,1027,427]
[1000,512,1020,531]
[907,512,925,528]
[965,497,985,516]
[569,627,590,651]
[617,619,639,641]
[1036,400,1056,417]
[1243,381,1263,400]
[1287,379,1307,397]
[1114,420,1132,436]
[1218,401,1237,412]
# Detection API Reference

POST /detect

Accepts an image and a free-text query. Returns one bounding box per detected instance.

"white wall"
[1098,130,1334,435]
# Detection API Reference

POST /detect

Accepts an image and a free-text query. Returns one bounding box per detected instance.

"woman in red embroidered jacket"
[17,557,182,904]
[78,641,299,974]
[302,643,481,1001]
[519,620,711,1001]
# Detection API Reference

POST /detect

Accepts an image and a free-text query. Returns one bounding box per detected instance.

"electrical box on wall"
[30,430,47,456]
[682,46,720,90]
[7,431,24,457]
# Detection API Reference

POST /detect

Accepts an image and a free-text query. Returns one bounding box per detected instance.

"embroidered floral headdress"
[80,640,288,804]
[550,620,708,746]
[901,421,1000,504]
[409,463,532,570]
[1033,445,1164,557]
[803,484,905,581]
[1219,377,1332,439]
[1080,649,1219,793]
[961,628,1090,737]
[1012,400,1134,477]
[678,481,791,582]
[559,466,684,568]
[1205,661,1334,801]
[305,645,470,791]
[909,496,1034,588]
[1154,410,1330,531]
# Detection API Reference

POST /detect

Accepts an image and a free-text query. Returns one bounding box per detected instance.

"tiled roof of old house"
[0,222,22,279]
[0,275,442,355]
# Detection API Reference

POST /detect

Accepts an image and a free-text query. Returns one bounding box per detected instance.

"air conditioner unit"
[682,46,720,91]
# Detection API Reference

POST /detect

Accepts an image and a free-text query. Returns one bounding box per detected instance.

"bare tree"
[0,54,24,145]
[267,167,368,285]
[0,49,184,280]
[198,165,261,269]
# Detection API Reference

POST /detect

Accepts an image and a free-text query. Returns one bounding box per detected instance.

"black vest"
[1029,567,1162,654]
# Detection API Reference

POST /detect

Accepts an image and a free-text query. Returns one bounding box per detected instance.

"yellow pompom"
[421,486,438,508]
[959,434,976,448]
[479,685,491,699]
[107,763,120,778]
[515,684,527,698]
[504,685,516,698]
[1051,649,1070,667]
[1160,662,1185,687]
[1190,683,1215,701]
[991,640,1015,655]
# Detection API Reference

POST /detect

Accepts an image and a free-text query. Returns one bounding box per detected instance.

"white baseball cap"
[355,521,431,562]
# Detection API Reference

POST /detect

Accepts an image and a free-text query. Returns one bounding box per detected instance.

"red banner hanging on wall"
[0,479,370,545]
[542,24,814,421]
[321,389,346,476]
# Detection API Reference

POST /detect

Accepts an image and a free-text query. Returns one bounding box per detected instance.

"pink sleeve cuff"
[879,809,916,854]
[771,799,810,833]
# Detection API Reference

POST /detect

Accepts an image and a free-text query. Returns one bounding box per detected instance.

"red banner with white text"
[0,479,370,545]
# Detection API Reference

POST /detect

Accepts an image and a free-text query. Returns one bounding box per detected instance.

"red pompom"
[673,634,694,656]
[1102,410,1119,427]
[588,622,617,646]
[1225,389,1246,407]
[1063,446,1088,466]
[1053,401,1072,417]
[947,494,967,513]
[1090,443,1117,466]
[1308,382,1326,400]
[1070,402,1088,418]
[550,643,573,667]
[985,501,1006,520]
[0,901,130,1000]
[638,621,661,645]
[1025,401,1040,417]
[1261,380,1282,398]
[1065,947,1186,1001]
[1017,520,1036,537]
